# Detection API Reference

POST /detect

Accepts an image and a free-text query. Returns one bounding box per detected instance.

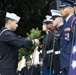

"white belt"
[47,49,54,54]
[54,51,60,55]
[47,50,60,55]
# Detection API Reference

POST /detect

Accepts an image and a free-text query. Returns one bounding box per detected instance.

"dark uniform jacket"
[0,27,33,69]
[59,15,76,69]
[42,33,53,67]
[52,31,60,73]
[20,65,37,75]
[42,31,60,72]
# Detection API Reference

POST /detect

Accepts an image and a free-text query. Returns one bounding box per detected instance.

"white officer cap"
[6,12,21,22]
[45,15,52,19]
[45,15,52,22]
[51,9,61,17]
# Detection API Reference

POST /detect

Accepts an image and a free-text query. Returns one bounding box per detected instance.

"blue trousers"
[61,67,69,75]
[54,73,62,75]
[47,67,62,75]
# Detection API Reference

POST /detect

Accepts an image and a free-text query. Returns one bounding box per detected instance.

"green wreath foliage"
[18,27,44,61]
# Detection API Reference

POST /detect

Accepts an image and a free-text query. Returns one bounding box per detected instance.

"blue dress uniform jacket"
[0,27,33,69]
[59,15,76,69]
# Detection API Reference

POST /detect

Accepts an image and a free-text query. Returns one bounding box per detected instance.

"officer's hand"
[34,39,39,45]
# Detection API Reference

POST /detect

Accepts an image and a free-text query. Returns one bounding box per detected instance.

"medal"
[65,33,69,41]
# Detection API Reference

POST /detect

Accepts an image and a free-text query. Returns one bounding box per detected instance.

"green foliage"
[18,48,34,61]
[27,27,44,51]
[18,27,44,61]
[27,27,44,40]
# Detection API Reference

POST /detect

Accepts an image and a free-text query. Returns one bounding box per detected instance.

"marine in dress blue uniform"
[42,13,61,75]
[50,9,63,75]
[0,12,39,75]
[42,16,54,75]
[59,1,76,75]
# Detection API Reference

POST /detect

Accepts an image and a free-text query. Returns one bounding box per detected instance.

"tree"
[0,0,54,36]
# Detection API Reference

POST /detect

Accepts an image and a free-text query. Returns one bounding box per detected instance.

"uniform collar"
[1,27,7,30]
[65,14,73,22]
[1,27,11,32]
